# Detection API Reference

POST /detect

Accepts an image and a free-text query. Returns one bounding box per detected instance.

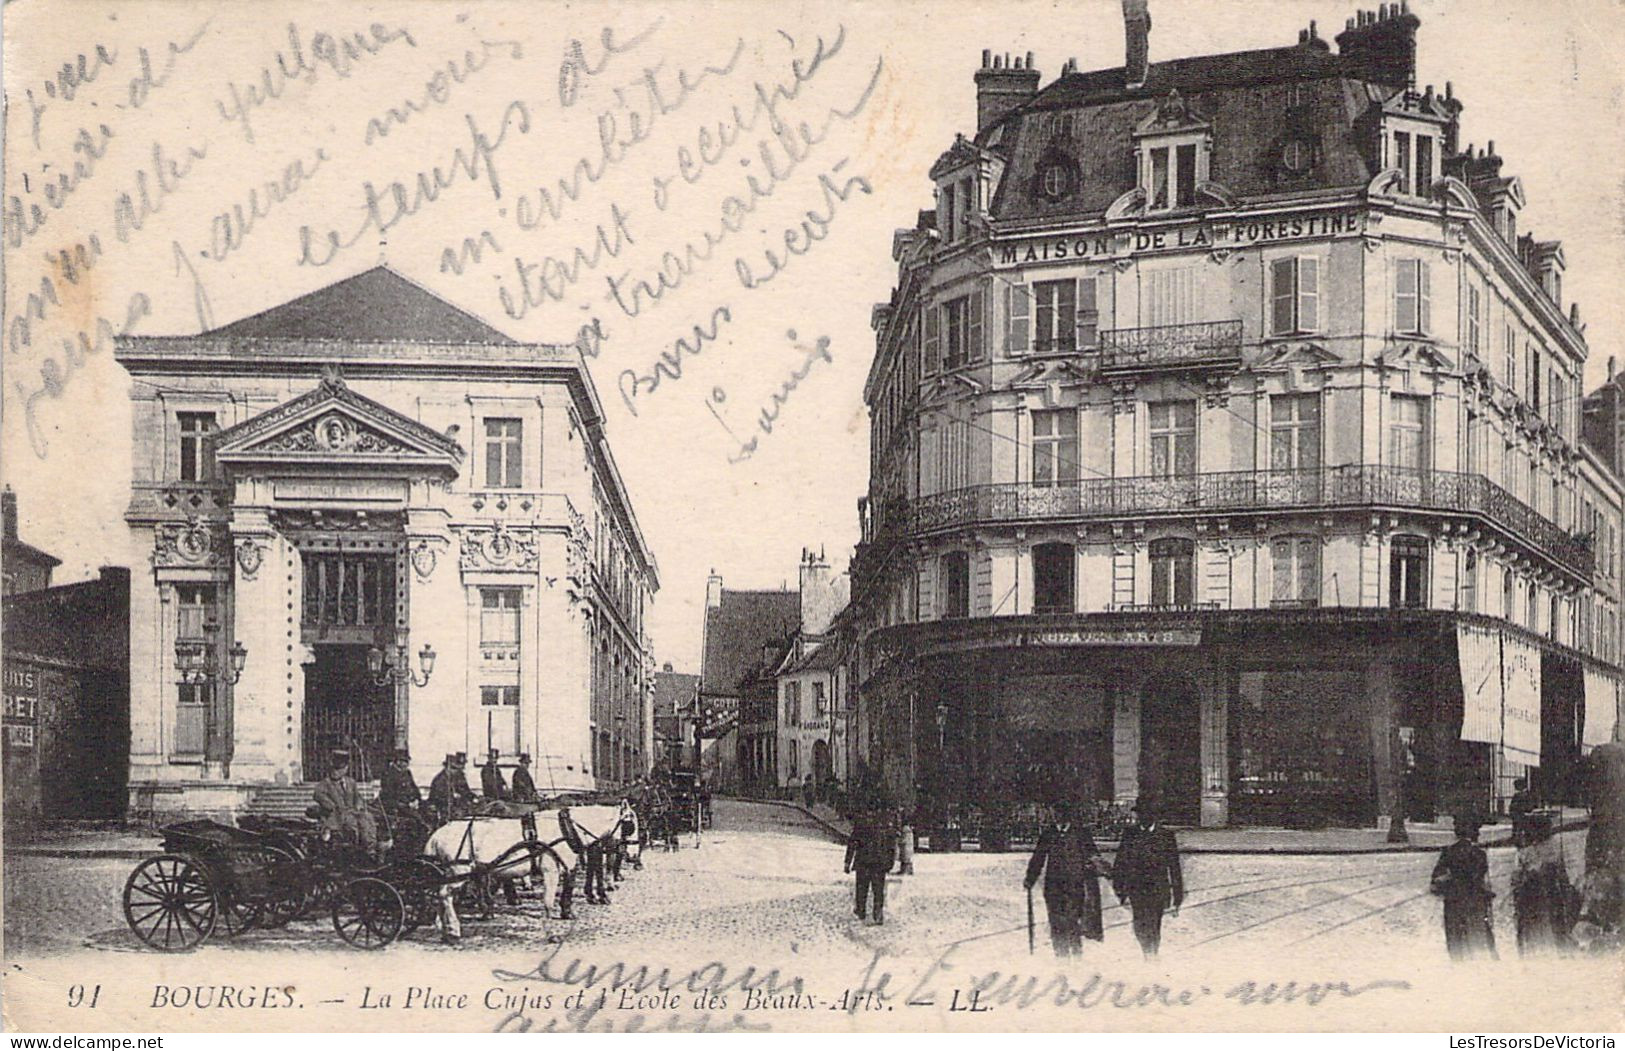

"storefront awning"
[1583,669,1620,749]
[1454,624,1541,766]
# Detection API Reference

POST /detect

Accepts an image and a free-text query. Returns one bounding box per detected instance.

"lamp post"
[367,642,436,688]
[174,621,248,686]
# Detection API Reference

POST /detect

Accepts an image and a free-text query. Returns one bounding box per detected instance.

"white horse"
[424,805,622,940]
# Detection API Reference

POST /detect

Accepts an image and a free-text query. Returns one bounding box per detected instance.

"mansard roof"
[985,53,1380,223]
[204,265,519,345]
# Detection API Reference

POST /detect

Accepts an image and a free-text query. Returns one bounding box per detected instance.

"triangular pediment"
[215,372,464,469]
[1254,342,1341,370]
[1011,359,1092,388]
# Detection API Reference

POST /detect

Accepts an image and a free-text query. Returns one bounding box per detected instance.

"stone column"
[227,506,284,783]
[404,506,458,787]
[1112,682,1140,803]
[1198,662,1229,827]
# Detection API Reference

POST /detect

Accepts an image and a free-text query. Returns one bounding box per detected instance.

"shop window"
[1232,669,1374,825]
[1269,257,1319,336]
[940,551,970,618]
[177,412,217,483]
[1389,535,1428,609]
[1032,542,1075,614]
[1031,409,1078,488]
[1270,536,1320,607]
[1149,537,1195,607]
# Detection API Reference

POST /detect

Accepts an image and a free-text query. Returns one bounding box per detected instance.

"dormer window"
[936,174,977,244]
[1139,138,1207,211]
[1134,91,1211,214]
[1390,129,1436,196]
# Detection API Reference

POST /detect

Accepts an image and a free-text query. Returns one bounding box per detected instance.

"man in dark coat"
[1112,799,1184,957]
[312,750,379,858]
[844,809,897,924]
[510,753,540,803]
[378,748,422,816]
[1025,801,1109,957]
[428,753,474,821]
[1430,814,1498,961]
[481,750,509,801]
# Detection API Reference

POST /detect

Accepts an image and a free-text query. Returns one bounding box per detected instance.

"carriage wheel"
[332,877,404,949]
[394,859,447,934]
[123,854,217,952]
[219,896,261,938]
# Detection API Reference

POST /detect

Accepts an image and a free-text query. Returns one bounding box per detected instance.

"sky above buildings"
[5,0,1624,673]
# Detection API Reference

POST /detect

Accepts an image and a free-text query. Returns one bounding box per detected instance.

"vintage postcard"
[2,0,1622,1036]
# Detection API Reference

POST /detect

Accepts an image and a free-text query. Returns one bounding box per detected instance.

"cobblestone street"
[4,800,1617,1032]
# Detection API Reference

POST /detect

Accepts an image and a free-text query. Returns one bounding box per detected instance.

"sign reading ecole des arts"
[993,208,1366,268]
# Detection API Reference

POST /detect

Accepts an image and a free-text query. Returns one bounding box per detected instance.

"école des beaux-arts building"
[117,268,657,818]
[849,1,1624,830]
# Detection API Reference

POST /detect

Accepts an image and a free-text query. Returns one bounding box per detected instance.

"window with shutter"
[1395,259,1430,335]
[1034,279,1075,353]
[924,303,941,374]
[1006,284,1030,356]
[1077,278,1099,348]
[968,288,985,362]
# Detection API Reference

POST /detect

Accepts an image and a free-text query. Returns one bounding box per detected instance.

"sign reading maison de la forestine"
[993,208,1367,268]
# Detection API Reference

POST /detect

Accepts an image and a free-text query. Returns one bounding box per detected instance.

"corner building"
[117,268,657,818]
[850,3,1624,829]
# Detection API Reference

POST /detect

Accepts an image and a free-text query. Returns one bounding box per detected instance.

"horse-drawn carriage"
[121,815,455,951]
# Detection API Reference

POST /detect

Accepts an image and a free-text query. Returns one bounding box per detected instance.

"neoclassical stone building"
[847,2,1623,830]
[117,267,656,817]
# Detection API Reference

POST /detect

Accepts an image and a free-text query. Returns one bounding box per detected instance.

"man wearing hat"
[1111,798,1184,957]
[1024,799,1110,957]
[510,753,540,804]
[428,753,474,821]
[1430,814,1498,960]
[481,750,510,801]
[312,750,379,857]
[379,748,422,817]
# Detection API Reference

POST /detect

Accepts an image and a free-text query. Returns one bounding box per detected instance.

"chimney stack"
[1335,3,1420,89]
[1123,0,1151,89]
[974,50,1041,132]
[1,487,16,541]
[705,569,724,610]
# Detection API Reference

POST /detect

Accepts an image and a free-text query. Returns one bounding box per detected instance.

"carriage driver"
[312,749,380,858]
[378,747,422,817]
[428,752,475,821]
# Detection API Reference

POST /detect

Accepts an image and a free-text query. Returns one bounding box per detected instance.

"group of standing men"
[1024,799,1184,958]
[375,748,544,823]
[840,796,1184,956]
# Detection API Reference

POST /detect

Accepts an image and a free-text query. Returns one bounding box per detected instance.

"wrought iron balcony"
[904,466,1593,581]
[1096,320,1244,374]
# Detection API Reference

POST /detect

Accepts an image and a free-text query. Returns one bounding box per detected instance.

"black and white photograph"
[1,0,1621,1037]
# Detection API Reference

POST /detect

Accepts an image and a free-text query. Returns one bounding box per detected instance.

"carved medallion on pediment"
[255,412,413,455]
[154,517,227,568]
[460,522,538,571]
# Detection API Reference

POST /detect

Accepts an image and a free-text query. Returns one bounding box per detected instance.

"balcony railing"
[903,466,1593,580]
[1096,320,1244,373]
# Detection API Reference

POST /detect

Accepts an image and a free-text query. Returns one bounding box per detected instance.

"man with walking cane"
[1024,799,1110,958]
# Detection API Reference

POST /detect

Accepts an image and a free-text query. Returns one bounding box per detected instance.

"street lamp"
[368,642,436,687]
[175,621,247,685]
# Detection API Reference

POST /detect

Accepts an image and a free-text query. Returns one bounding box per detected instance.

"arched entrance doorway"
[1139,674,1202,824]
